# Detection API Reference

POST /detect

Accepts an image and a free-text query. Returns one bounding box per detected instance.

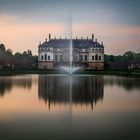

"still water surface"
[0,75,140,140]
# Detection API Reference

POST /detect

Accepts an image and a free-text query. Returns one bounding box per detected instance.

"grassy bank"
[74,69,140,77]
[0,69,140,77]
[0,69,67,76]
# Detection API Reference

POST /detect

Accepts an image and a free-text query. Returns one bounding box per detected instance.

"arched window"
[95,54,98,60]
[48,55,50,60]
[45,54,47,60]
[99,56,101,60]
[41,55,44,60]
[92,56,94,60]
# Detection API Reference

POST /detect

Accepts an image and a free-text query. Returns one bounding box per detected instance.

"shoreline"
[0,69,140,77]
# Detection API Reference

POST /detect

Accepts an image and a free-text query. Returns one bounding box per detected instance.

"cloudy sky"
[0,0,140,55]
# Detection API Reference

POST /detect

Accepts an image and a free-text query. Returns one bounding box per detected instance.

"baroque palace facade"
[38,34,104,69]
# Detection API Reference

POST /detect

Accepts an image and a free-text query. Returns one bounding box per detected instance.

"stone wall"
[88,62,104,70]
[38,61,54,69]
[38,61,104,70]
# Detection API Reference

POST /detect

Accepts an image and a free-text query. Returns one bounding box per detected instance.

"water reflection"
[38,75,104,110]
[104,76,140,91]
[0,76,32,96]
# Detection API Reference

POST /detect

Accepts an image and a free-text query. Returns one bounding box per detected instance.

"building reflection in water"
[0,76,32,97]
[38,75,104,110]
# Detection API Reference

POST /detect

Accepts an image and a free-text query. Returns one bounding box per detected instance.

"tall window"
[79,55,82,61]
[99,56,101,60]
[76,56,78,61]
[48,55,50,60]
[92,56,94,60]
[65,56,67,61]
[85,55,87,61]
[60,55,63,61]
[41,55,43,60]
[55,55,57,61]
[95,54,98,60]
[45,54,47,60]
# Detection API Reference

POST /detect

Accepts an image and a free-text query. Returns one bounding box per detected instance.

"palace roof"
[39,38,104,49]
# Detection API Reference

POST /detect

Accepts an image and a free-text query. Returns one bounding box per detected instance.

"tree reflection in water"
[0,76,32,97]
[104,76,140,91]
[38,75,104,110]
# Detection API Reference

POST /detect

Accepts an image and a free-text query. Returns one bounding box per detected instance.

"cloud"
[0,16,69,54]
[1,18,140,55]
[73,23,140,54]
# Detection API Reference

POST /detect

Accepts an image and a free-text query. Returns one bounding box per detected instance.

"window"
[60,55,63,61]
[92,49,94,51]
[76,56,78,61]
[41,55,43,60]
[48,55,50,60]
[92,56,94,60]
[85,55,87,61]
[79,55,82,61]
[55,55,57,61]
[99,56,101,60]
[99,49,101,51]
[95,54,98,60]
[45,54,47,60]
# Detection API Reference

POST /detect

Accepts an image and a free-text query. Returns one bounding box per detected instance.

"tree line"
[104,51,140,70]
[0,44,37,69]
[0,43,140,70]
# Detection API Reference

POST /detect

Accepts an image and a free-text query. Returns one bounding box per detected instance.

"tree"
[0,44,5,51]
[6,49,13,56]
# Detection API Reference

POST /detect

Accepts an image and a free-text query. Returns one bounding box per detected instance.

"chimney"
[81,36,83,40]
[76,36,78,40]
[45,38,47,42]
[54,36,56,40]
[49,33,51,41]
[92,33,94,41]
[95,38,97,42]
[87,37,88,40]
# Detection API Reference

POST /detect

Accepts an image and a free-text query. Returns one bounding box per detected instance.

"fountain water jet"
[60,18,80,74]
[60,37,80,74]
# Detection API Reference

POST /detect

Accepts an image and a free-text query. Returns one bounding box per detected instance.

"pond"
[0,75,140,140]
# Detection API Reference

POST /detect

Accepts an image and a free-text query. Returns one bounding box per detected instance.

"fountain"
[60,37,80,74]
[60,16,80,74]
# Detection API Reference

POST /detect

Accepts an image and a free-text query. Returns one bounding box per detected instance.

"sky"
[0,0,140,55]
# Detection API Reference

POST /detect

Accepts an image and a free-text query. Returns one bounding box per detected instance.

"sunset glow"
[0,0,140,55]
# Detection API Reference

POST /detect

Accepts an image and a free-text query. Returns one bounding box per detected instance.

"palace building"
[38,34,104,69]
